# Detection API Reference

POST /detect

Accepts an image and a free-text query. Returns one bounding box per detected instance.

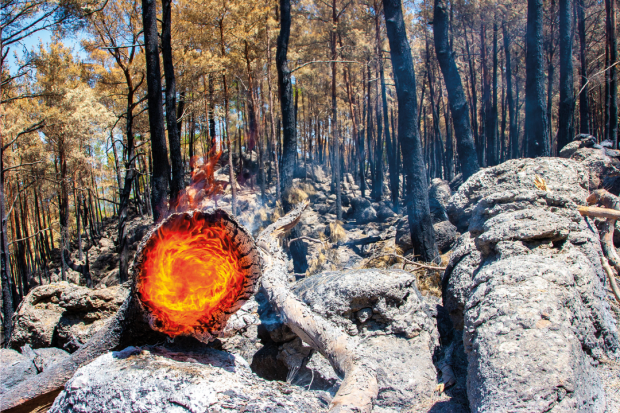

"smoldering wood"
[0,209,262,413]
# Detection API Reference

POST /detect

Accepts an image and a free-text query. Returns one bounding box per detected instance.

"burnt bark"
[277,0,297,211]
[577,0,590,134]
[383,0,438,263]
[487,23,499,166]
[605,0,618,147]
[503,23,518,159]
[1,150,15,344]
[161,0,184,202]
[557,0,574,152]
[525,0,550,157]
[142,0,170,221]
[433,0,479,180]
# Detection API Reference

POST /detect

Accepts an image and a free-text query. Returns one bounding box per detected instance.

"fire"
[172,146,228,212]
[136,212,246,337]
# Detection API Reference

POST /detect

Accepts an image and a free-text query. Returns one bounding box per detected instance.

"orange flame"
[136,213,246,336]
[172,146,228,212]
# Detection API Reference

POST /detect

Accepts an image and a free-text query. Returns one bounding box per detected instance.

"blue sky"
[7,29,88,74]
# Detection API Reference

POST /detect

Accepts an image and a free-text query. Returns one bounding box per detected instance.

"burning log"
[0,209,261,413]
[2,202,379,413]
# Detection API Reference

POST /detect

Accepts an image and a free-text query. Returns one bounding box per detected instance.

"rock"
[375,205,396,222]
[558,139,581,158]
[358,206,377,224]
[447,157,589,232]
[569,147,620,190]
[443,160,620,412]
[434,220,458,253]
[430,178,452,208]
[31,347,70,372]
[0,346,69,394]
[9,282,128,352]
[0,348,36,394]
[49,346,330,413]
[395,216,412,252]
[293,269,440,409]
[310,164,328,183]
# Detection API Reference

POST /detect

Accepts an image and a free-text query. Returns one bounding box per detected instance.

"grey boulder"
[9,282,127,352]
[49,346,330,413]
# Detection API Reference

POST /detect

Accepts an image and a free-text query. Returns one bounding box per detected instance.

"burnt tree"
[142,0,170,221]
[525,0,550,157]
[433,0,480,180]
[383,0,438,263]
[277,0,297,211]
[557,0,574,152]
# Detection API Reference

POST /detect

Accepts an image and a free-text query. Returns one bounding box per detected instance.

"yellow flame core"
[137,215,245,336]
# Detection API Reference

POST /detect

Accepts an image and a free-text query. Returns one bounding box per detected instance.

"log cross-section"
[0,209,262,413]
[131,209,262,342]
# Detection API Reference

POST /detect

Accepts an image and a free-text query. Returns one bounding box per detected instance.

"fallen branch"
[289,236,326,249]
[342,235,383,246]
[577,205,620,220]
[258,201,378,413]
[584,190,620,305]
[385,253,446,271]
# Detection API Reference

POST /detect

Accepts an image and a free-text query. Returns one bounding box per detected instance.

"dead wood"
[584,190,620,304]
[0,209,261,413]
[258,200,378,413]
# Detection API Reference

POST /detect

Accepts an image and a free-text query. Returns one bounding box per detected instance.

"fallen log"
[258,201,378,413]
[0,209,262,413]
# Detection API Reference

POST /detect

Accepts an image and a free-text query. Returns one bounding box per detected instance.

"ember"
[134,210,259,339]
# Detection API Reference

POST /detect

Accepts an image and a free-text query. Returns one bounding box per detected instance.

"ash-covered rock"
[443,158,619,412]
[293,269,440,409]
[0,346,69,394]
[49,346,330,413]
[9,282,127,352]
[447,157,589,232]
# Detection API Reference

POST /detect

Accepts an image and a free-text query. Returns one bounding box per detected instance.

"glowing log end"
[131,209,261,342]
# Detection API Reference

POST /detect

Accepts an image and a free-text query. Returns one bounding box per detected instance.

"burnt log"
[0,209,261,413]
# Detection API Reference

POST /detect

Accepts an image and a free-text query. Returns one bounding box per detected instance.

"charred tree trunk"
[487,23,499,166]
[504,24,518,160]
[359,67,367,198]
[577,0,590,134]
[142,0,170,221]
[162,0,184,202]
[277,0,297,211]
[219,20,236,216]
[1,147,15,344]
[557,0,574,152]
[266,29,281,201]
[331,0,343,220]
[0,209,261,412]
[383,0,438,263]
[118,83,137,283]
[480,23,489,167]
[605,0,618,147]
[433,0,480,180]
[525,0,550,157]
